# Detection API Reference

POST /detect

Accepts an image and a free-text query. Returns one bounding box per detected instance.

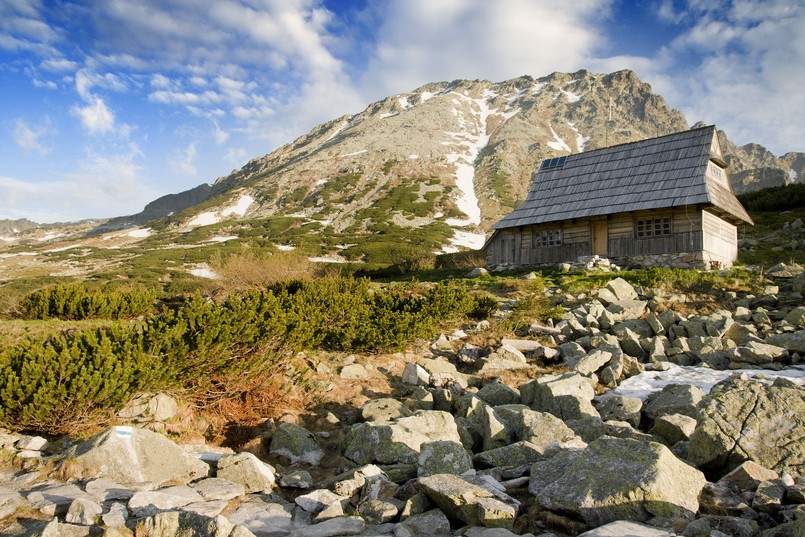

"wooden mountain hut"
[484,125,753,269]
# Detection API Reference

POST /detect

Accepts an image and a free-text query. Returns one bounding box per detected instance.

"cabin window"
[636,217,671,238]
[707,161,728,188]
[533,228,562,247]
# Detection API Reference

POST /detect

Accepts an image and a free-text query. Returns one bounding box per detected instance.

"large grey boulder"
[269,422,324,466]
[520,373,599,421]
[532,437,706,527]
[127,485,204,518]
[766,330,805,353]
[688,377,805,476]
[417,441,472,477]
[603,277,639,302]
[643,383,705,421]
[135,511,244,537]
[60,426,209,486]
[577,520,675,536]
[418,474,517,529]
[0,487,26,519]
[287,516,365,537]
[342,411,461,465]
[216,452,276,493]
[227,499,294,535]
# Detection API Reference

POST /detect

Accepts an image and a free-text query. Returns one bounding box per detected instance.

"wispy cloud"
[656,0,805,152]
[170,143,198,177]
[0,143,157,222]
[12,118,52,154]
[360,0,610,99]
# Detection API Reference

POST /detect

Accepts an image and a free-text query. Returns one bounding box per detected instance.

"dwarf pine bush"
[19,284,157,320]
[0,277,491,434]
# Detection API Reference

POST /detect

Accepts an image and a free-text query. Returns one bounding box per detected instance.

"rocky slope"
[2,267,805,536]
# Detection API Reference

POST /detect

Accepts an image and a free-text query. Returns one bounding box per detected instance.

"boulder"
[226,499,294,536]
[418,474,517,529]
[396,509,451,536]
[269,422,324,466]
[128,486,204,518]
[596,395,642,427]
[732,341,788,365]
[682,515,760,537]
[216,452,276,493]
[342,411,461,465]
[476,383,521,407]
[60,426,209,486]
[520,373,599,421]
[766,330,805,353]
[688,377,805,476]
[532,437,706,527]
[643,383,705,421]
[574,349,614,376]
[64,497,102,525]
[361,398,413,422]
[577,521,675,536]
[474,441,546,469]
[135,511,242,537]
[0,487,26,519]
[604,277,638,301]
[649,413,697,445]
[719,461,779,492]
[286,516,365,537]
[191,478,246,501]
[417,441,472,477]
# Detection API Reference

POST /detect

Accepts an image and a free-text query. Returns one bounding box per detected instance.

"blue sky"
[1,0,803,223]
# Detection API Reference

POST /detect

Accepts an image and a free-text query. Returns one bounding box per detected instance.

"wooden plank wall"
[702,210,738,263]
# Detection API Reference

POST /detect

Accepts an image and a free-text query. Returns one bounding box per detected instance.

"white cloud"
[12,118,52,154]
[657,0,805,153]
[225,147,249,166]
[0,143,157,222]
[71,97,115,134]
[360,0,610,99]
[171,143,198,177]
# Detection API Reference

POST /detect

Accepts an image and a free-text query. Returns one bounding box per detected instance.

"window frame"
[635,216,671,238]
[533,227,563,248]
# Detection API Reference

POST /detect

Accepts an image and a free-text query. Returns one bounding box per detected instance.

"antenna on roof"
[605,96,613,147]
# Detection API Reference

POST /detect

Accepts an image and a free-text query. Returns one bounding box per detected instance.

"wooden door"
[592,221,608,256]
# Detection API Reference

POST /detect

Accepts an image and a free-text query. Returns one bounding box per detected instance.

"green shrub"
[0,326,166,435]
[19,284,157,321]
[0,277,495,435]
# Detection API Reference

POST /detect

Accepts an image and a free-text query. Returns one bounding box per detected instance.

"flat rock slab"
[418,473,516,529]
[533,437,705,527]
[62,426,209,486]
[287,516,365,537]
[577,520,676,536]
[689,377,805,476]
[343,410,461,465]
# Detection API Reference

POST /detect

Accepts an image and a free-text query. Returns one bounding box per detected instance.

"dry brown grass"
[209,249,318,292]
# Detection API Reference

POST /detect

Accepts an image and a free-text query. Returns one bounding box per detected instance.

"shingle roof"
[492,125,753,230]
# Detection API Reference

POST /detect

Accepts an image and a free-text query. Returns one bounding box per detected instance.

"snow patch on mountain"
[189,264,219,279]
[547,126,572,152]
[187,211,220,228]
[568,122,590,152]
[127,228,152,238]
[442,90,507,227]
[222,194,254,217]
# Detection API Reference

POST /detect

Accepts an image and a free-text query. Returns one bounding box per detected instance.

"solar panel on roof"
[541,155,568,170]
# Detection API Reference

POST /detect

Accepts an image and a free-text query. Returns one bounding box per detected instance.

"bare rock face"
[61,426,209,487]
[688,377,805,476]
[342,410,461,465]
[532,437,706,528]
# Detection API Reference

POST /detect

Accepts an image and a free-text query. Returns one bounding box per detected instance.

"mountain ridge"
[2,69,803,271]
